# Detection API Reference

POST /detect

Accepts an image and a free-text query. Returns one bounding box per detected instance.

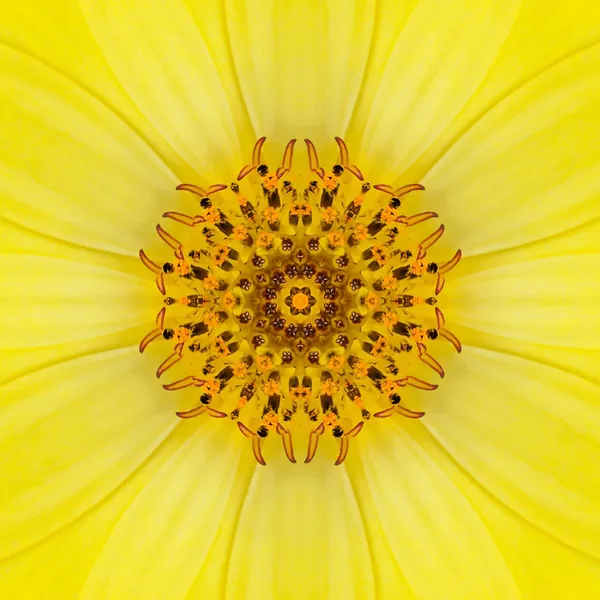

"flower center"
[291,291,310,311]
[139,137,462,466]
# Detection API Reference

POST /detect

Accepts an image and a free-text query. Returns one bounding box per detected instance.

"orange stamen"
[334,436,350,466]
[417,224,445,259]
[396,376,438,391]
[162,376,205,391]
[404,212,438,226]
[252,435,267,466]
[176,405,207,419]
[156,344,184,378]
[276,138,296,179]
[417,344,445,378]
[304,139,325,178]
[162,212,199,227]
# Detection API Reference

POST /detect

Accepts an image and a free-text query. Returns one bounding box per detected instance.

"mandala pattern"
[140,138,462,465]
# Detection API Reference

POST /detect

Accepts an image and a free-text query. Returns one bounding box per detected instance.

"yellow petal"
[0,254,154,349]
[446,253,600,349]
[348,421,520,599]
[425,346,600,559]
[0,43,176,254]
[0,347,176,558]
[392,421,600,598]
[2,0,254,181]
[225,452,376,600]
[80,420,251,600]
[225,0,376,146]
[424,43,600,255]
[467,478,600,599]
[353,1,519,178]
[0,423,195,598]
[392,1,600,180]
[80,0,251,181]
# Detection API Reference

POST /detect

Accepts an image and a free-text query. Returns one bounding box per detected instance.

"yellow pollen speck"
[256,231,274,248]
[256,355,273,371]
[233,224,249,241]
[352,361,369,378]
[263,206,281,224]
[323,173,338,190]
[213,336,230,356]
[203,275,219,291]
[221,291,236,310]
[322,412,338,427]
[372,245,388,266]
[233,362,249,378]
[263,380,280,395]
[213,245,229,266]
[327,231,345,247]
[263,411,279,427]
[381,378,397,395]
[382,311,399,328]
[382,275,397,291]
[321,207,338,223]
[371,337,387,357]
[204,207,221,224]
[205,379,220,396]
[353,224,368,241]
[381,206,397,224]
[327,356,345,370]
[365,292,381,310]
[202,311,220,328]
[262,174,279,191]
[321,380,339,395]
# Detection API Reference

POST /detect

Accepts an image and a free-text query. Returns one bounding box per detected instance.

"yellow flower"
[1,2,600,599]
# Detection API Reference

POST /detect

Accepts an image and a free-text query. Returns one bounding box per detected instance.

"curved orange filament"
[176,183,207,197]
[435,274,446,295]
[276,139,296,179]
[395,405,425,419]
[440,328,463,353]
[417,344,445,378]
[156,345,184,378]
[139,328,162,353]
[237,421,253,437]
[305,426,323,464]
[334,136,364,180]
[346,421,364,438]
[252,435,267,466]
[374,407,396,418]
[435,307,446,329]
[305,139,325,179]
[397,376,438,391]
[417,224,445,258]
[277,424,296,463]
[207,407,228,418]
[162,376,205,391]
[156,225,183,258]
[405,212,438,226]
[139,249,162,274]
[237,137,266,181]
[162,212,199,227]
[439,249,462,274]
[176,405,208,419]
[334,436,350,466]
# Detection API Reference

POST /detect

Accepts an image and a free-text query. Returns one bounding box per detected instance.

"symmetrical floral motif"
[140,138,462,465]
